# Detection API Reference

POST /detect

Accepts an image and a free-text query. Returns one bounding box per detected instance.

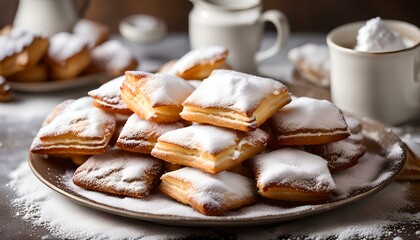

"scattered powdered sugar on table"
[8,160,418,240]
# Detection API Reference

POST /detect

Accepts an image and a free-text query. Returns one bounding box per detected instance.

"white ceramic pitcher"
[13,0,90,37]
[189,0,289,73]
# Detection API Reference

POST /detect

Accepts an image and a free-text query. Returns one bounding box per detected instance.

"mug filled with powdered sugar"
[327,17,420,125]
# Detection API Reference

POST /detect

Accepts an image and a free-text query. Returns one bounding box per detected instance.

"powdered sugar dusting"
[169,46,227,74]
[157,124,238,154]
[118,114,184,141]
[88,75,128,110]
[73,19,108,48]
[48,32,90,62]
[272,97,348,132]
[388,143,403,160]
[183,70,288,113]
[133,72,195,106]
[0,28,38,61]
[33,97,115,139]
[251,148,336,192]
[288,43,330,73]
[91,40,134,73]
[73,148,162,196]
[162,167,255,209]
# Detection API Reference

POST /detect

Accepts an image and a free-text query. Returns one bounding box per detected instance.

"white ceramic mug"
[189,0,289,74]
[327,20,420,125]
[13,0,90,37]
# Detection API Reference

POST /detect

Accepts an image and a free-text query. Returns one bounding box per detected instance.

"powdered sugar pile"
[8,160,419,240]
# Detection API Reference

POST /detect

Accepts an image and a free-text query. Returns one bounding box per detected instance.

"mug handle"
[255,10,290,63]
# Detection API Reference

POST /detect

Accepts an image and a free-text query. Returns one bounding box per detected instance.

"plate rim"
[27,115,407,227]
[8,73,112,93]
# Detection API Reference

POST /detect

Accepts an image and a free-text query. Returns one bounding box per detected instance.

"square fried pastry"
[88,75,133,115]
[159,167,257,215]
[30,97,116,155]
[165,46,229,80]
[88,40,138,76]
[44,32,91,80]
[120,71,195,122]
[248,148,336,202]
[268,97,350,146]
[116,114,184,154]
[0,28,49,77]
[151,124,269,174]
[181,70,291,132]
[306,138,367,173]
[73,148,163,198]
[288,43,330,87]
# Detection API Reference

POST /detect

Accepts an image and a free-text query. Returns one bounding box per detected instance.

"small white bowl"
[119,14,167,43]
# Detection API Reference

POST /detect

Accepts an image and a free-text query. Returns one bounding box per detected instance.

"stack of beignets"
[0,28,49,80]
[4,21,137,84]
[181,70,291,132]
[30,47,371,216]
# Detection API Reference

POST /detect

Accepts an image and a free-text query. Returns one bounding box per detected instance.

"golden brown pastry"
[30,97,116,155]
[73,19,109,48]
[88,75,133,115]
[116,114,184,154]
[151,124,269,174]
[306,138,367,172]
[8,62,48,82]
[0,28,49,77]
[248,148,336,202]
[87,40,138,76]
[181,70,291,132]
[120,71,195,123]
[288,43,330,87]
[73,148,163,198]
[44,32,91,80]
[267,97,350,146]
[159,167,257,215]
[164,46,229,80]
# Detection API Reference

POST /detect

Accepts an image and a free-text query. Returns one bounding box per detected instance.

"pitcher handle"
[77,0,91,17]
[255,10,289,63]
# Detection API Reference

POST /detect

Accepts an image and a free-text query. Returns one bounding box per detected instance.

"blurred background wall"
[1,0,419,33]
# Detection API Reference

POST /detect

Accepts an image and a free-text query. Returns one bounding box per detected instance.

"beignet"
[73,148,163,198]
[268,97,350,146]
[151,124,269,174]
[120,71,195,122]
[30,97,116,155]
[248,148,336,202]
[159,167,257,215]
[88,75,133,115]
[116,114,184,154]
[181,70,291,132]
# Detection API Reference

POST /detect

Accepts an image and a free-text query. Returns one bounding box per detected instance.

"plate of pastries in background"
[0,19,138,92]
[28,46,406,226]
